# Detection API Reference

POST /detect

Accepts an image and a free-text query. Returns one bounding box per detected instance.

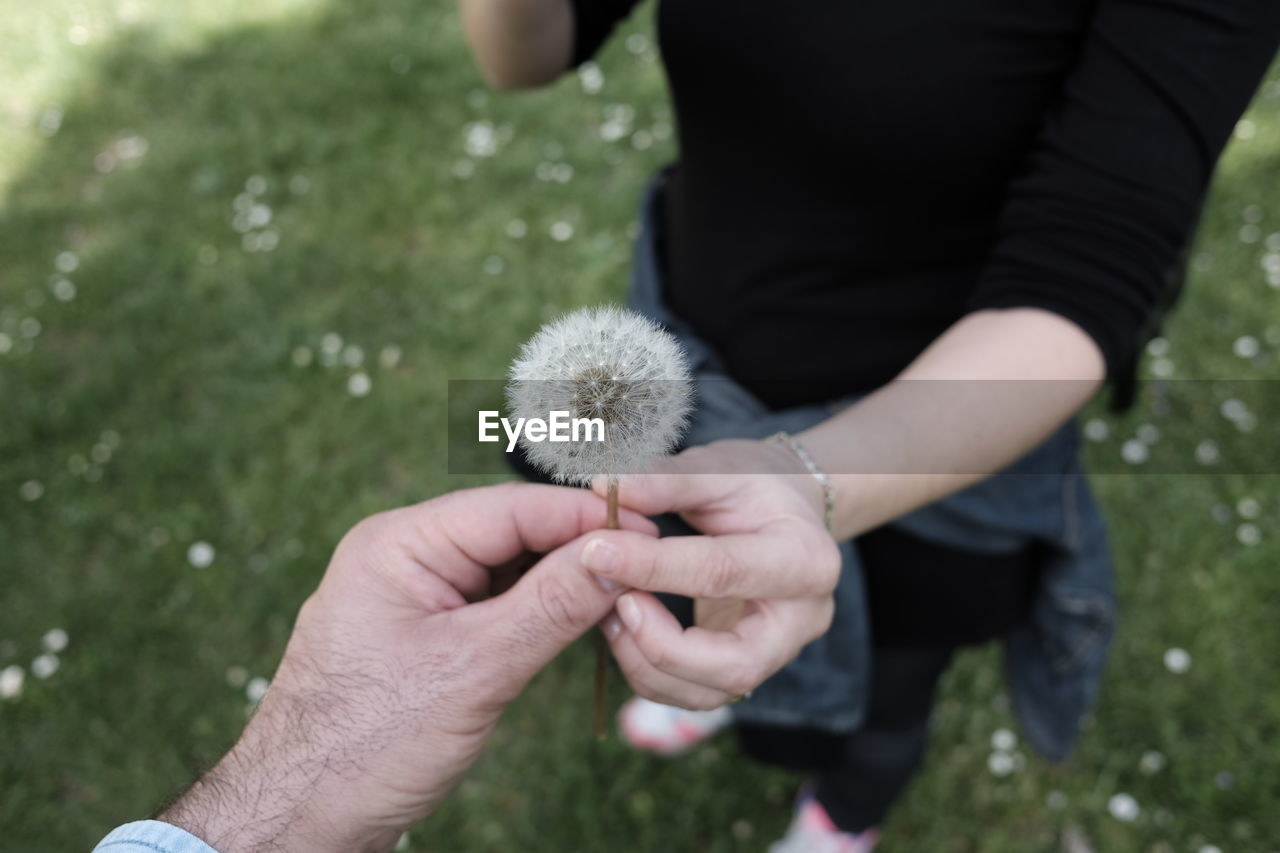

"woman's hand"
[584,440,840,710]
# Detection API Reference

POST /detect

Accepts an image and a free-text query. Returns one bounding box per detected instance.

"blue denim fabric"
[628,171,1116,761]
[93,820,218,853]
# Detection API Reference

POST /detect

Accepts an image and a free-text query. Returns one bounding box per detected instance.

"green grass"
[2,2,1278,850]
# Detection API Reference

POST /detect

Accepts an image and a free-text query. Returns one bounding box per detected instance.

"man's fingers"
[348,484,656,604]
[580,527,839,600]
[451,536,623,693]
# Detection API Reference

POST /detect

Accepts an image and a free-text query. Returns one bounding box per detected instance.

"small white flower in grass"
[19,480,44,501]
[1140,750,1166,774]
[1083,418,1109,442]
[31,653,59,679]
[1,665,25,699]
[187,541,215,569]
[507,306,692,486]
[225,666,248,688]
[55,251,79,273]
[1108,792,1140,822]
[42,628,69,653]
[1198,846,1222,853]
[1237,497,1261,519]
[991,728,1017,752]
[1220,398,1249,422]
[51,278,76,301]
[1164,647,1191,674]
[549,221,575,242]
[1237,523,1260,546]
[342,345,364,368]
[379,345,402,369]
[1196,440,1220,466]
[578,62,604,94]
[1137,424,1160,445]
[246,677,269,703]
[987,751,1015,776]
[348,372,372,397]
[506,218,528,239]
[1121,439,1148,465]
[1234,335,1260,359]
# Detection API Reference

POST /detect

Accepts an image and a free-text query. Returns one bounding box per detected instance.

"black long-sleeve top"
[571,0,1280,408]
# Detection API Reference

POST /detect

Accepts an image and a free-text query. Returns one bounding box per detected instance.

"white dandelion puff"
[507,306,692,486]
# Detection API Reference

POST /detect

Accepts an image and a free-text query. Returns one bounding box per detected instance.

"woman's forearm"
[459,0,573,90]
[795,308,1105,540]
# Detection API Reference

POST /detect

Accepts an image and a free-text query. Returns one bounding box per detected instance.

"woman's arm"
[796,307,1104,541]
[459,0,574,90]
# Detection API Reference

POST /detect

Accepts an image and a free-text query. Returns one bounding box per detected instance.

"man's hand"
[159,484,654,853]
[584,440,840,711]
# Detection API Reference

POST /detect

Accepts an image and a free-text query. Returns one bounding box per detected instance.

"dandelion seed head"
[507,306,692,484]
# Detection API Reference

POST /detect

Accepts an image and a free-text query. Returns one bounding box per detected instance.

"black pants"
[737,526,1039,833]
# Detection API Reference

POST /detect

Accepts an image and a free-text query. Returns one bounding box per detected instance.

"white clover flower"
[507,306,692,485]
[1107,792,1140,822]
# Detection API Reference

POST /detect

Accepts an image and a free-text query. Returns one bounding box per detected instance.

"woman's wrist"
[766,432,835,534]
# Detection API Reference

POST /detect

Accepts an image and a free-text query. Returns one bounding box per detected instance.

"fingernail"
[582,538,621,573]
[602,614,622,640]
[595,573,623,593]
[617,593,643,632]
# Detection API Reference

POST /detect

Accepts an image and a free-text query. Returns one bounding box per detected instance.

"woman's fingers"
[604,608,735,711]
[581,526,839,600]
[607,591,835,699]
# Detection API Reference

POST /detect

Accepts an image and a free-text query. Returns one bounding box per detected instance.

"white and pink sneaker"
[768,789,880,853]
[616,696,733,755]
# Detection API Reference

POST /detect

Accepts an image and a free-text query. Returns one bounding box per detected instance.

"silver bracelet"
[767,431,835,535]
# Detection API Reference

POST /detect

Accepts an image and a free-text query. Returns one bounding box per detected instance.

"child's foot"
[617,696,733,755]
[768,788,880,853]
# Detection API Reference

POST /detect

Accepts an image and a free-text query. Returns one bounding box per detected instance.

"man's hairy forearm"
[159,671,400,853]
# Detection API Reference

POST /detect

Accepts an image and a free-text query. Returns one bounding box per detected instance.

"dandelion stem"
[596,478,620,738]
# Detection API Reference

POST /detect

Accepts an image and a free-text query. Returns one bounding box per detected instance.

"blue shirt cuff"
[93,820,220,853]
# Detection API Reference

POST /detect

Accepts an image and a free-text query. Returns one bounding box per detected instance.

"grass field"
[2,2,1279,850]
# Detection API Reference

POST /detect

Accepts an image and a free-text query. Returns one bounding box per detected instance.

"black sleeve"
[568,0,644,66]
[969,0,1280,378]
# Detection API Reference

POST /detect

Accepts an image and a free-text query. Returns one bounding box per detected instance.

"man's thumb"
[454,536,622,692]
